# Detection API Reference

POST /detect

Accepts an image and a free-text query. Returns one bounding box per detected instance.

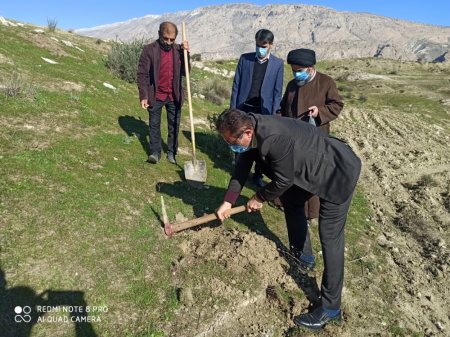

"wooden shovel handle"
[182,22,196,163]
[171,205,247,233]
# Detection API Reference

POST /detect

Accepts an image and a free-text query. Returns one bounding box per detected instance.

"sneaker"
[293,307,341,330]
[148,153,160,164]
[298,254,316,272]
[167,153,176,164]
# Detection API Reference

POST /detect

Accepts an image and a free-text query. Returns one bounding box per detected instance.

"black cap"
[287,48,316,67]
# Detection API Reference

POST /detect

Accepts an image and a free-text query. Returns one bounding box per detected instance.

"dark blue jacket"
[230,52,284,115]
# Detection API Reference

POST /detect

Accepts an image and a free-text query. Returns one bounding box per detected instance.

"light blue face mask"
[256,46,268,58]
[293,70,310,82]
[229,144,251,153]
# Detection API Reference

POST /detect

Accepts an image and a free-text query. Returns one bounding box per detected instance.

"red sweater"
[155,48,174,102]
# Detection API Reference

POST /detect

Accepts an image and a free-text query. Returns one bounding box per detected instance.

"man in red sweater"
[137,22,189,164]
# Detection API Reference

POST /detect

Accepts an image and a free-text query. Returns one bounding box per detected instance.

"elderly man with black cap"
[282,48,343,132]
[275,48,344,276]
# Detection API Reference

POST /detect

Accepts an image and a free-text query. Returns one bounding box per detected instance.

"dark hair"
[215,109,254,137]
[255,29,274,44]
[159,21,178,36]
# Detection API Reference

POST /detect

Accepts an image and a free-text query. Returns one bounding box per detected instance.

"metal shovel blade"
[184,160,207,183]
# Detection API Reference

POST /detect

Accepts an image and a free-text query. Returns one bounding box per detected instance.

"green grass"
[389,325,423,337]
[2,23,449,336]
[316,58,450,127]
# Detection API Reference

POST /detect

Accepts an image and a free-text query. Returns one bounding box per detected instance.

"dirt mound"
[163,227,320,336]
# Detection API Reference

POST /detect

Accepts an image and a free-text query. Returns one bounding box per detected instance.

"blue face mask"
[256,46,268,58]
[293,70,310,82]
[229,144,251,153]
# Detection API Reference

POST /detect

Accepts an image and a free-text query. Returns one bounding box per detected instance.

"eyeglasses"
[163,37,176,42]
[226,130,245,145]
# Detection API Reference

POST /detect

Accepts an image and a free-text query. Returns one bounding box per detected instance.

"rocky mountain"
[76,3,450,62]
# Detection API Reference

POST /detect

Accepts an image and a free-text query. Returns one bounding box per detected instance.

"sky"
[1,1,449,30]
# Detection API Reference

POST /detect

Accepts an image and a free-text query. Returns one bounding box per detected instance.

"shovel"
[182,22,207,184]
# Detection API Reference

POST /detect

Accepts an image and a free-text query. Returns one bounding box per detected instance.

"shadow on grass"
[118,115,171,157]
[118,115,150,156]
[0,268,97,337]
[181,129,233,174]
[156,177,283,246]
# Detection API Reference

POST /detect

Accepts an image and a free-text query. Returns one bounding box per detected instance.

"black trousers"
[147,98,180,156]
[279,185,353,310]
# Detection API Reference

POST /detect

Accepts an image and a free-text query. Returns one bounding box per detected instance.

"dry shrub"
[2,72,37,100]
[4,72,23,97]
[201,78,230,105]
[105,38,146,83]
[417,174,438,187]
[191,53,201,61]
[47,17,58,32]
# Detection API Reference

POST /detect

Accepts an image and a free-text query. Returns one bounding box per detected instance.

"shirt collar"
[255,54,270,64]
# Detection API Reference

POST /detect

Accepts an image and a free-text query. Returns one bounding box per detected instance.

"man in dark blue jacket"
[230,29,284,187]
[215,109,361,330]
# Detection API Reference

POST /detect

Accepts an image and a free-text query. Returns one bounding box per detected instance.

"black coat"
[225,114,361,204]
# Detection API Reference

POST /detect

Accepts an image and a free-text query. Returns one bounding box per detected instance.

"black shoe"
[148,153,160,164]
[293,307,341,330]
[167,153,176,164]
[252,176,265,188]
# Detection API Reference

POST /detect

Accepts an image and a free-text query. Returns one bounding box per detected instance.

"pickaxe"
[161,196,247,237]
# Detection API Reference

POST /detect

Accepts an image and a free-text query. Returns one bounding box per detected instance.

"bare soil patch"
[334,107,449,336]
[17,31,71,58]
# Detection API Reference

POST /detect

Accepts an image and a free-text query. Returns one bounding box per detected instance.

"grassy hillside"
[1,22,449,337]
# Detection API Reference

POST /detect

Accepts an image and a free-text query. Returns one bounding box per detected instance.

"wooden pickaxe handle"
[164,205,247,236]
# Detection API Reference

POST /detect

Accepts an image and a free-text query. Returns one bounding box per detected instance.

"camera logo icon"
[14,306,32,323]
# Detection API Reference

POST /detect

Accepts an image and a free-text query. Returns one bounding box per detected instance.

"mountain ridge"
[75,3,450,62]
